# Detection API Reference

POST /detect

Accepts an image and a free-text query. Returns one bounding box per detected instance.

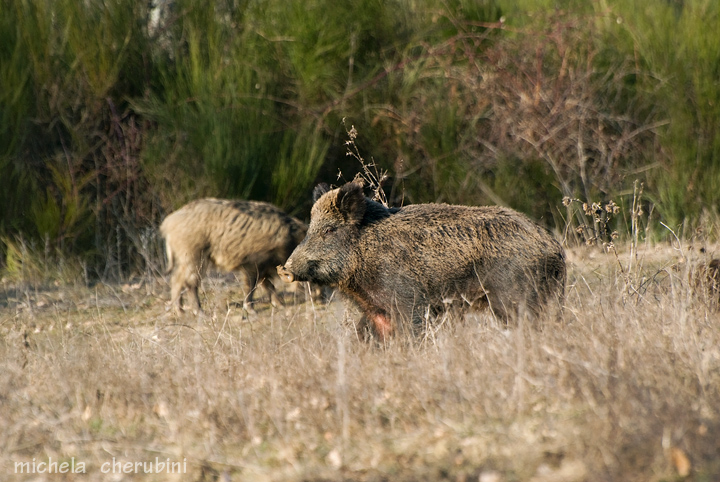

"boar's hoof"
[242,302,258,316]
[277,265,295,283]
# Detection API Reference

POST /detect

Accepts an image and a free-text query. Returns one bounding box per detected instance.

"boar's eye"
[322,226,336,236]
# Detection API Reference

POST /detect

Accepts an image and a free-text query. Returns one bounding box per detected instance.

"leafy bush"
[1,0,719,280]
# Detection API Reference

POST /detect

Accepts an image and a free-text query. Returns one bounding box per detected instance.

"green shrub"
[2,0,720,277]
[594,0,720,227]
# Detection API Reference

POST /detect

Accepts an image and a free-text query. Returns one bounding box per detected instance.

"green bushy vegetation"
[1,0,719,281]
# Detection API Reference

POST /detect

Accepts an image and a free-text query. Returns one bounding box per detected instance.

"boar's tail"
[163,240,174,275]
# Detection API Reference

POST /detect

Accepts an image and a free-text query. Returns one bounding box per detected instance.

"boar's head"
[279,181,366,286]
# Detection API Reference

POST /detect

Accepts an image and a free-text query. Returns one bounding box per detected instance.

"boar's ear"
[336,181,366,224]
[313,183,330,203]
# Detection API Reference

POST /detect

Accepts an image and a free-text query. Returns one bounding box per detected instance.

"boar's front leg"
[259,275,283,308]
[368,311,393,341]
[346,290,394,342]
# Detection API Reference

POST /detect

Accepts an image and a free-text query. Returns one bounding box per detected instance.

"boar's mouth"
[277,258,320,284]
[276,265,297,283]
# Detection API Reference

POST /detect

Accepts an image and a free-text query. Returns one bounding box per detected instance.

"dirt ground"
[1,245,720,481]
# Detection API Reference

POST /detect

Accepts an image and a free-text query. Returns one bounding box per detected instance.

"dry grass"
[2,243,720,482]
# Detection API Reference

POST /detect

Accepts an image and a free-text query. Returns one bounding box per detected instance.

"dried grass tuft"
[1,242,719,481]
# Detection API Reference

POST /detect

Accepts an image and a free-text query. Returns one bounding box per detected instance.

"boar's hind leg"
[484,287,515,323]
[239,270,258,314]
[185,279,201,314]
[169,261,202,314]
[181,271,202,314]
[169,272,184,313]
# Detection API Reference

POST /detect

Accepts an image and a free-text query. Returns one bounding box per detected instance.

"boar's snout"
[277,252,319,283]
[277,264,296,283]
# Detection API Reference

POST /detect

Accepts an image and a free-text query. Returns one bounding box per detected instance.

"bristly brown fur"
[280,181,566,340]
[160,199,307,313]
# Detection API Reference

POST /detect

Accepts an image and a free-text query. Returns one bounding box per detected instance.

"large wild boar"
[278,181,566,340]
[160,198,307,314]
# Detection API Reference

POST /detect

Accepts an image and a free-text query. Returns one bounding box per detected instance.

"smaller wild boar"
[278,181,566,340]
[160,198,307,314]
